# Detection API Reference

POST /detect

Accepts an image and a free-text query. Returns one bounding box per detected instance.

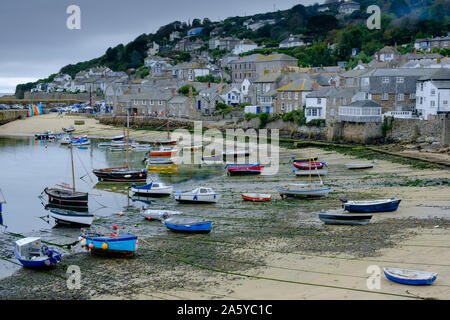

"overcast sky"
[0,0,322,93]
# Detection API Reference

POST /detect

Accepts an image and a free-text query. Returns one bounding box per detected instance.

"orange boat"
[241,193,272,202]
[149,147,177,157]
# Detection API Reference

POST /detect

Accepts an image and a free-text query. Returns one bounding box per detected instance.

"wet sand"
[0,114,450,300]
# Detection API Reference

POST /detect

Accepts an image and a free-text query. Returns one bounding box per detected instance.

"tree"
[306,14,339,39]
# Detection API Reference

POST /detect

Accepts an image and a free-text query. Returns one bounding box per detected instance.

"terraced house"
[230,53,298,83]
[116,90,172,115]
[274,78,313,114]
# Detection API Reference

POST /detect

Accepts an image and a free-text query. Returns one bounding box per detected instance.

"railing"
[383,111,414,119]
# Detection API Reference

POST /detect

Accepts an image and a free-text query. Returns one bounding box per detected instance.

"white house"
[147,41,160,56]
[305,90,328,123]
[220,86,243,105]
[232,40,258,55]
[279,34,310,48]
[415,68,450,120]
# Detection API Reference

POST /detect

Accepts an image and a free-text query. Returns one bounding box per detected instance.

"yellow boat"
[292,156,318,162]
[147,164,179,174]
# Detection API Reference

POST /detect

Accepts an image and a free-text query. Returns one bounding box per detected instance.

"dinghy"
[383,267,437,285]
[155,139,177,146]
[292,156,318,163]
[340,198,401,213]
[145,157,176,165]
[71,138,90,146]
[345,161,375,169]
[14,237,62,268]
[80,232,138,257]
[163,217,212,233]
[241,193,272,202]
[62,125,75,133]
[149,146,178,157]
[173,187,218,203]
[318,210,372,226]
[226,164,263,175]
[130,182,173,196]
[294,161,324,170]
[49,208,94,226]
[140,209,181,221]
[278,183,331,198]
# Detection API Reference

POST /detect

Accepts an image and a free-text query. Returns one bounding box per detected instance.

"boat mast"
[126,107,130,168]
[70,143,76,195]
[167,119,170,140]
[309,149,312,188]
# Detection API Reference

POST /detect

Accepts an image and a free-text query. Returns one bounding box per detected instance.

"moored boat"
[44,187,89,208]
[155,139,177,146]
[292,156,318,162]
[163,217,212,233]
[140,209,181,221]
[62,125,75,133]
[318,210,372,225]
[383,267,437,285]
[226,164,263,175]
[345,161,375,169]
[340,198,401,213]
[294,161,325,170]
[93,166,147,183]
[130,181,173,196]
[173,187,218,203]
[14,237,62,268]
[148,147,177,157]
[241,193,272,202]
[278,183,331,198]
[49,208,94,226]
[80,232,138,257]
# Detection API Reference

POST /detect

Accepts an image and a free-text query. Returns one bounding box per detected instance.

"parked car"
[0,104,9,110]
[10,104,24,109]
[49,108,59,112]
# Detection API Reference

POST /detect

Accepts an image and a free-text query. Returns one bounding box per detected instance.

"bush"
[245,113,259,121]
[306,119,326,127]
[258,112,269,129]
[282,109,306,126]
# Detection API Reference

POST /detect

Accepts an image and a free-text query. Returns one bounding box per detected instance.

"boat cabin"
[15,237,43,259]
[193,187,214,194]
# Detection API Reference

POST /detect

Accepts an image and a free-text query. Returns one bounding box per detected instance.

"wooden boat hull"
[44,187,88,207]
[164,218,212,233]
[278,186,331,198]
[345,163,373,169]
[343,199,401,213]
[318,213,372,225]
[49,209,94,226]
[92,168,147,182]
[383,267,437,285]
[241,193,271,202]
[81,233,138,257]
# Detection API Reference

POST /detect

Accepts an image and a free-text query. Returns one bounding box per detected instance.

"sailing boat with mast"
[44,143,89,208]
[154,119,177,145]
[92,108,147,183]
[278,150,331,198]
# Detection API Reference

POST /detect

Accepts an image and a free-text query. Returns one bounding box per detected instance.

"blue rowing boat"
[318,211,372,225]
[383,267,437,285]
[340,198,401,213]
[80,232,138,257]
[163,217,212,233]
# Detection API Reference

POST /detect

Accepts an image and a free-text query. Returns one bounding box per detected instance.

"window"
[396,77,404,83]
[382,77,390,84]
[317,98,322,104]
[397,94,404,101]
[420,83,424,91]
[420,97,423,105]
[431,101,435,107]
[281,103,285,111]
[312,109,317,116]
[295,93,299,100]
[142,100,146,105]
[288,92,291,100]
[410,93,415,99]
[158,100,163,105]
[133,99,138,105]
[443,100,448,105]
[281,92,285,100]
[382,93,388,100]
[431,89,436,96]
[330,108,335,116]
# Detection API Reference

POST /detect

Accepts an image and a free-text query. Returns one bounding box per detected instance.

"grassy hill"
[15,0,450,98]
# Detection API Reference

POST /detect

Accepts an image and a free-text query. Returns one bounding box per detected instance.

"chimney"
[138,87,141,93]
[188,86,193,97]
[218,79,223,94]
[171,88,175,97]
[312,81,319,90]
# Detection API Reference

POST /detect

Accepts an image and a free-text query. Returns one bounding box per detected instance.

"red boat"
[226,164,263,175]
[241,193,272,202]
[293,161,324,170]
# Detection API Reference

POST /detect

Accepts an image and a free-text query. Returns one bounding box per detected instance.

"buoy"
[258,176,261,179]
[113,225,118,230]
[88,243,94,249]
[139,173,142,177]
[147,217,152,220]
[136,240,139,245]
[102,242,108,250]
[119,211,123,216]
[80,239,87,247]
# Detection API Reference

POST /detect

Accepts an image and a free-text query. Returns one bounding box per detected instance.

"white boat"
[278,183,331,198]
[49,208,94,226]
[60,136,72,145]
[295,167,328,176]
[173,187,219,203]
[130,181,173,196]
[145,157,176,165]
[345,161,375,169]
[140,209,181,221]
[383,267,437,285]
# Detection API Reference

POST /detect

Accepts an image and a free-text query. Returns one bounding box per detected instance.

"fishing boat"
[173,187,218,203]
[226,164,263,175]
[318,210,372,226]
[60,135,73,145]
[49,208,94,226]
[163,217,212,233]
[241,193,272,202]
[148,146,177,157]
[71,138,90,146]
[340,198,401,213]
[294,161,325,170]
[44,144,88,208]
[35,130,56,140]
[292,156,318,162]
[80,232,138,257]
[383,267,437,285]
[130,181,173,196]
[92,110,148,183]
[345,161,375,169]
[140,209,181,221]
[62,125,75,133]
[14,237,62,268]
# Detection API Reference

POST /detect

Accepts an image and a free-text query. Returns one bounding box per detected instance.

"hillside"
[15,0,450,98]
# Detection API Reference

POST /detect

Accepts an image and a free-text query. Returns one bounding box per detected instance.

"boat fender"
[213,194,216,199]
[193,195,198,200]
[102,242,108,250]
